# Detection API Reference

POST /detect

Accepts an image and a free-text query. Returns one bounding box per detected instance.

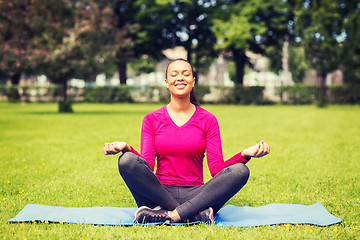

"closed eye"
[169,71,191,77]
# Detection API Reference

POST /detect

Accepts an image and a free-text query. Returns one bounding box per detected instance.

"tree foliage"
[212,0,292,84]
[0,0,359,108]
[149,0,219,75]
[0,0,131,110]
[0,0,59,84]
[294,0,356,106]
[37,0,121,110]
[340,1,360,85]
[289,46,308,83]
[295,0,343,75]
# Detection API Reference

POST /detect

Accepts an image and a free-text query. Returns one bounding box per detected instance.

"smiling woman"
[103,58,270,225]
[164,59,197,127]
[165,59,194,92]
[165,58,199,106]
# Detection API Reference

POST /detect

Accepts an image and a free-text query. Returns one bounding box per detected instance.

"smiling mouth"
[175,83,187,89]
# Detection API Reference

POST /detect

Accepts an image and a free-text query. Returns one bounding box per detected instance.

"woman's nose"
[177,73,184,80]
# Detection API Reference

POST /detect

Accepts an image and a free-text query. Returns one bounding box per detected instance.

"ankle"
[168,210,181,222]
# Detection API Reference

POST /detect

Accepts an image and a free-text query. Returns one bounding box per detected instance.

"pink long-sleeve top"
[130,106,250,186]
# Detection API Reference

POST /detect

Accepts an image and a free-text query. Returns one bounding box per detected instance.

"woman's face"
[165,60,195,98]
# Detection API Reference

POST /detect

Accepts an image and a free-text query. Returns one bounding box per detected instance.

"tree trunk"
[58,78,73,113]
[317,72,327,107]
[11,73,21,85]
[233,48,247,85]
[8,73,21,101]
[118,61,127,85]
[62,79,68,102]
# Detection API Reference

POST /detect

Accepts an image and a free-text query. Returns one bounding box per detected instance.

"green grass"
[1,102,359,239]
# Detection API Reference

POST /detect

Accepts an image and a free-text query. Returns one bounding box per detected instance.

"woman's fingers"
[104,142,126,155]
[258,141,264,156]
[258,141,269,157]
[265,142,270,154]
[104,142,115,155]
[104,143,110,155]
[252,141,270,158]
[242,141,270,159]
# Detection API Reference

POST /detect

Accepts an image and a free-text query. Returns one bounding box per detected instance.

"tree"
[0,0,117,108]
[136,0,218,77]
[106,0,185,84]
[112,0,141,84]
[295,0,345,106]
[212,0,292,84]
[110,0,219,84]
[0,0,50,86]
[289,46,309,83]
[165,0,218,74]
[340,1,360,85]
[37,1,121,111]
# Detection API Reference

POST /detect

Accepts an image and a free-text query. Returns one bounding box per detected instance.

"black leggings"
[118,152,250,219]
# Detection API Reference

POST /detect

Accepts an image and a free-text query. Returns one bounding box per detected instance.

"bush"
[279,85,360,105]
[84,85,211,104]
[20,85,62,102]
[328,85,360,104]
[146,86,170,103]
[84,86,134,103]
[194,85,210,103]
[279,85,317,104]
[7,86,21,102]
[231,85,265,104]
[2,84,359,105]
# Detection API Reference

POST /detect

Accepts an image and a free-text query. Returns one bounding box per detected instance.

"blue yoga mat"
[7,202,342,227]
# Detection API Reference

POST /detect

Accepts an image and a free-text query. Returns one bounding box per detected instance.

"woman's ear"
[165,79,169,88]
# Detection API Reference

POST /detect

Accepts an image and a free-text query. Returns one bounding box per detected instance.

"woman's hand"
[103,141,131,155]
[241,140,270,159]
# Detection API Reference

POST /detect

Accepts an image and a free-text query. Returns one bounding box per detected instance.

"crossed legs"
[118,152,249,221]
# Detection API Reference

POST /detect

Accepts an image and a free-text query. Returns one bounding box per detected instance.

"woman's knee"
[118,152,138,173]
[231,163,250,182]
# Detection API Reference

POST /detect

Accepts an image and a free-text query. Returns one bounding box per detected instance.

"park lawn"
[0,102,359,239]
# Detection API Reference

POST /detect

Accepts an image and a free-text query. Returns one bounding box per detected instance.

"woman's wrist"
[122,144,132,153]
[241,151,251,160]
